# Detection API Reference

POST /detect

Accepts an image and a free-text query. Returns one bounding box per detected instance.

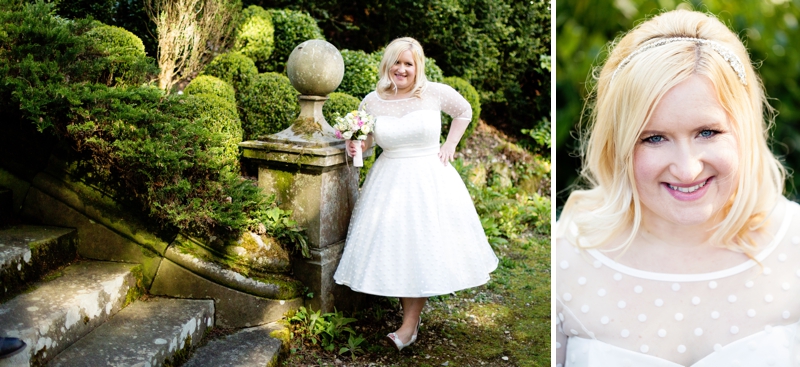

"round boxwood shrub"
[425,57,444,83]
[184,75,236,104]
[238,72,299,140]
[177,93,244,170]
[441,76,481,149]
[85,23,155,86]
[233,5,274,72]
[266,9,324,72]
[338,49,379,98]
[323,92,360,125]
[201,52,258,93]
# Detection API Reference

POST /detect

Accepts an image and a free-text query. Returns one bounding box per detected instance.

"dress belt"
[381,146,440,158]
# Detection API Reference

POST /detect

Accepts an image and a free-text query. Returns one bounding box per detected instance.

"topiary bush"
[175,93,243,169]
[425,57,444,83]
[233,5,275,72]
[323,92,360,124]
[184,75,236,104]
[238,72,299,140]
[200,52,258,93]
[88,23,146,57]
[265,8,324,72]
[441,76,481,149]
[338,49,379,98]
[85,23,157,86]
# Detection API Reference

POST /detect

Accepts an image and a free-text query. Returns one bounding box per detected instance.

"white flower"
[342,131,353,139]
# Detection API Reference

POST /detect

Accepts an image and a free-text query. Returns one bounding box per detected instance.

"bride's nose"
[669,143,704,182]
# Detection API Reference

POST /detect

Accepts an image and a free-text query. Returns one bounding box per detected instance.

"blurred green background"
[556,0,800,209]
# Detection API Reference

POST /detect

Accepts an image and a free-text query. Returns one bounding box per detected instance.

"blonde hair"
[376,37,428,99]
[559,10,785,254]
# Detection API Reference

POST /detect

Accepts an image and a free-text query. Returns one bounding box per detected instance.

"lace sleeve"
[430,82,472,122]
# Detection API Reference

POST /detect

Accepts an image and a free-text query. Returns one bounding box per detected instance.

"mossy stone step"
[183,322,288,367]
[48,298,214,367]
[0,225,77,300]
[0,261,141,366]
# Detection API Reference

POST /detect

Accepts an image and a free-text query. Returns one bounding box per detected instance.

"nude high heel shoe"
[385,316,421,352]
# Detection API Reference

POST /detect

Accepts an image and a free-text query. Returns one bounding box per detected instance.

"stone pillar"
[240,40,370,312]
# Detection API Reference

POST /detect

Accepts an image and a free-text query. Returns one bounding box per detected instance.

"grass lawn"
[281,232,550,367]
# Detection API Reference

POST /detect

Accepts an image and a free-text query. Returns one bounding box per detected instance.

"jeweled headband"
[611,37,747,85]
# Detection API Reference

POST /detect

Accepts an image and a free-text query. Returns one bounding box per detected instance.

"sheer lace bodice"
[556,198,800,366]
[359,82,471,154]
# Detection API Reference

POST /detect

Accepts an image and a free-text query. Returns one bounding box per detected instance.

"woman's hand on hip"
[439,142,457,166]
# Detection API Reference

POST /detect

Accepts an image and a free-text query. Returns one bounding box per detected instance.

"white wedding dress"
[556,198,800,366]
[333,82,498,297]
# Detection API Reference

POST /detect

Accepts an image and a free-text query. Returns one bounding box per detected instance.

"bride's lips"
[663,177,713,201]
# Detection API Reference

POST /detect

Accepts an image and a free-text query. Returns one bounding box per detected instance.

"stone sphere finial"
[286,40,344,96]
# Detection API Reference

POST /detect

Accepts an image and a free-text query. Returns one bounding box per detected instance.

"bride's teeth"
[669,180,706,193]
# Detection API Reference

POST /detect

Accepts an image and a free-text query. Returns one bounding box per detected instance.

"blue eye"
[699,130,719,138]
[643,135,665,143]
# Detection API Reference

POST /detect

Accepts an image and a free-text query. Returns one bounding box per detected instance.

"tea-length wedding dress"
[333,82,498,297]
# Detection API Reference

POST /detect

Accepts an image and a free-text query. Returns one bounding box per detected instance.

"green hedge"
[441,76,480,149]
[238,72,299,140]
[265,8,324,72]
[0,0,306,245]
[233,5,275,72]
[184,75,236,104]
[338,49,379,98]
[323,92,360,125]
[201,52,259,94]
[425,57,444,83]
[55,0,116,24]
[85,23,156,86]
[244,0,550,148]
[177,93,243,168]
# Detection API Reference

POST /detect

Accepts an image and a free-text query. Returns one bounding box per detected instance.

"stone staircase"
[0,184,290,366]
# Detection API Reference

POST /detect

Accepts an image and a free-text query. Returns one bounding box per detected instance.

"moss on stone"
[252,274,303,299]
[172,235,299,298]
[123,264,145,308]
[163,335,193,367]
[271,170,295,204]
[268,326,291,366]
[290,116,322,138]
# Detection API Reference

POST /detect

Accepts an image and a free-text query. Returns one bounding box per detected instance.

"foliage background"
[557,0,800,208]
[240,0,551,150]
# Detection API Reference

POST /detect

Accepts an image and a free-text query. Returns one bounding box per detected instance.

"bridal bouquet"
[333,110,375,167]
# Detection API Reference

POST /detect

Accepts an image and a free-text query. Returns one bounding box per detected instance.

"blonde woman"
[333,37,498,351]
[556,10,800,366]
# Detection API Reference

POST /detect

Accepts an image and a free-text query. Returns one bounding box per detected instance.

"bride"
[333,37,498,351]
[556,10,800,366]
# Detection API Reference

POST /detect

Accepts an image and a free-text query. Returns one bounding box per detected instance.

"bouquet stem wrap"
[353,147,364,167]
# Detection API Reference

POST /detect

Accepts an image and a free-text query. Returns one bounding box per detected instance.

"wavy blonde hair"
[376,37,428,99]
[559,10,785,254]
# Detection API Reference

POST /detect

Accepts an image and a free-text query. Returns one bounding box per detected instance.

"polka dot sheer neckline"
[556,199,800,367]
[585,210,790,281]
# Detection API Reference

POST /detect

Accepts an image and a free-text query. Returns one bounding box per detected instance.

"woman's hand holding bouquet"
[333,110,375,167]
